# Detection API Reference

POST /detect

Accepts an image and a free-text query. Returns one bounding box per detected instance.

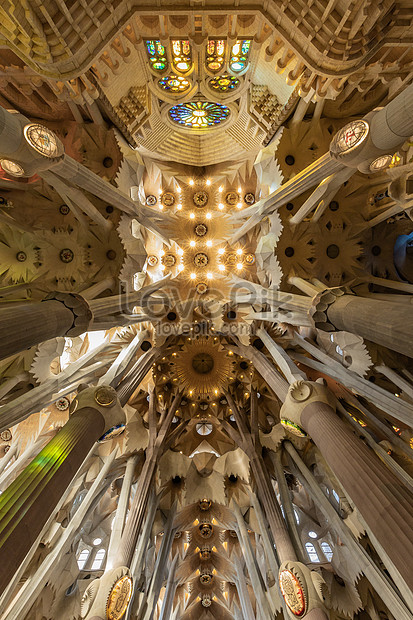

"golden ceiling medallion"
[162,253,176,267]
[161,192,175,206]
[194,252,209,267]
[225,191,239,206]
[196,282,208,295]
[106,575,133,620]
[171,336,234,398]
[279,569,306,617]
[193,190,209,207]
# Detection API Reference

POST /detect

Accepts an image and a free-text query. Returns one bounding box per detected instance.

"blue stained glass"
[169,101,230,128]
[146,40,168,73]
[241,40,251,54]
[146,40,156,56]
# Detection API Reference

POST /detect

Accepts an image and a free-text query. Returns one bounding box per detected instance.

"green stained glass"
[146,39,168,73]
[230,39,251,73]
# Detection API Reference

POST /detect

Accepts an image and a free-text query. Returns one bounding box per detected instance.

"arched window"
[305,542,319,562]
[171,40,191,73]
[294,509,300,524]
[332,489,340,503]
[77,549,90,570]
[146,40,168,72]
[91,548,106,570]
[321,542,333,561]
[206,39,226,72]
[229,40,251,73]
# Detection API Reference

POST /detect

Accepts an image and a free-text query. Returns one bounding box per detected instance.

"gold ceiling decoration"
[170,336,235,399]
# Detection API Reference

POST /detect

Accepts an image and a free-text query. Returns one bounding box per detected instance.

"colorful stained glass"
[206,39,226,72]
[158,75,191,92]
[169,101,230,128]
[146,39,168,72]
[230,39,251,73]
[209,74,240,92]
[172,39,192,72]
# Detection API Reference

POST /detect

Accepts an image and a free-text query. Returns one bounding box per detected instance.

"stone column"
[158,554,179,620]
[311,288,413,358]
[272,450,305,563]
[0,385,125,595]
[233,503,272,619]
[225,392,330,620]
[281,380,413,596]
[224,391,296,563]
[284,441,413,618]
[106,455,139,569]
[0,292,92,362]
[116,391,182,569]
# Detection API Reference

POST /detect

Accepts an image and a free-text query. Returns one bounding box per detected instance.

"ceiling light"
[177,186,181,193]
[206,179,211,186]
[207,272,213,279]
[236,263,243,270]
[177,204,182,210]
[178,264,184,271]
[218,186,223,192]
[190,273,196,279]
[160,250,165,256]
[206,240,212,247]
[190,240,196,247]
[218,248,225,255]
[189,179,194,186]
[218,203,224,210]
[236,248,243,255]
[236,202,242,209]
[206,212,212,219]
[218,264,225,271]
[190,213,195,219]
[177,248,184,256]
[237,186,241,192]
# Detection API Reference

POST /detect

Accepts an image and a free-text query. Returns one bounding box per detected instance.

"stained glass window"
[172,39,192,72]
[209,74,240,92]
[229,39,251,73]
[158,75,191,93]
[305,542,319,562]
[146,40,168,72]
[321,542,333,561]
[169,101,230,128]
[206,39,226,72]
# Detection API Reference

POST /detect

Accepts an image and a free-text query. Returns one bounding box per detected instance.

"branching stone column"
[0,385,125,595]
[310,287,413,358]
[0,292,92,362]
[280,379,413,601]
[224,392,330,620]
[81,390,182,620]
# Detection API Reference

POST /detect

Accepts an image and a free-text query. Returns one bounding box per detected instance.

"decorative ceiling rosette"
[169,336,236,399]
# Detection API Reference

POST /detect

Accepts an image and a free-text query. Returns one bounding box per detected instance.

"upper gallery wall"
[1,3,413,165]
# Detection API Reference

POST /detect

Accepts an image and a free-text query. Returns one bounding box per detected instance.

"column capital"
[280,380,336,432]
[309,287,347,332]
[44,291,93,336]
[70,385,126,438]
